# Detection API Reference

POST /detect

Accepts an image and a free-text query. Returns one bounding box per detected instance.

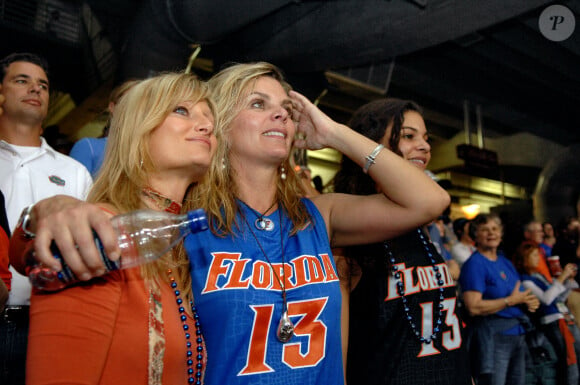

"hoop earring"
[280,165,287,180]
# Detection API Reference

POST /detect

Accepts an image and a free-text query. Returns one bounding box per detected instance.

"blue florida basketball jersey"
[184,198,344,385]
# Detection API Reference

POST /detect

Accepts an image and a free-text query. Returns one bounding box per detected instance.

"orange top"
[26,265,195,384]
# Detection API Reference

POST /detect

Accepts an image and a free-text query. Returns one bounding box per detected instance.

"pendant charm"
[255,217,275,231]
[277,311,294,343]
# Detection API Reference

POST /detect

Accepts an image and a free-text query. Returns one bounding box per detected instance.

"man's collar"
[39,136,59,156]
[0,136,57,157]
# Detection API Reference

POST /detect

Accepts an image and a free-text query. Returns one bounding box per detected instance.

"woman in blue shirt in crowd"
[459,213,540,385]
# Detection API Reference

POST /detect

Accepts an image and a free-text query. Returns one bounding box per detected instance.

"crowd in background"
[1,51,580,385]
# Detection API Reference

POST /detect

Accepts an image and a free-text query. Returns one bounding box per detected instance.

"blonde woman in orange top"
[11,72,215,385]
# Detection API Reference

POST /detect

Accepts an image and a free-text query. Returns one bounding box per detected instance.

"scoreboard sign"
[456,144,498,170]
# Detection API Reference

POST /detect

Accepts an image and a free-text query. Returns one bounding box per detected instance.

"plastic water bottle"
[28,208,208,291]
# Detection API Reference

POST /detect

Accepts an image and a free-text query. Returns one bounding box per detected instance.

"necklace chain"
[384,228,445,344]
[243,208,287,307]
[241,204,294,342]
[238,199,277,231]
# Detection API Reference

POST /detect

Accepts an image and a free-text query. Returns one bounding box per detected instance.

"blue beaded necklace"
[384,228,445,344]
[168,269,205,384]
[144,187,205,384]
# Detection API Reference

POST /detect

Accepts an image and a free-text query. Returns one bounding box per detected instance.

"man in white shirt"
[0,52,92,385]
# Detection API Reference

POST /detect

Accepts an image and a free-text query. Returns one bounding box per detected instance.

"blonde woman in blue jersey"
[15,62,450,384]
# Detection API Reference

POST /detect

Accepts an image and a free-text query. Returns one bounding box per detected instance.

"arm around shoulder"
[10,196,119,280]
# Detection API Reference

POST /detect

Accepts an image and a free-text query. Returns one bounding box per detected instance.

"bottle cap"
[187,209,209,233]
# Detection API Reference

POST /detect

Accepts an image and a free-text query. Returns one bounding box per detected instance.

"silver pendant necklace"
[256,217,275,232]
[239,199,277,231]
[277,310,294,343]
[241,204,294,343]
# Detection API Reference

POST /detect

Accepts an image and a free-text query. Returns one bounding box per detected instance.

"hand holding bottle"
[28,208,208,291]
[20,196,119,281]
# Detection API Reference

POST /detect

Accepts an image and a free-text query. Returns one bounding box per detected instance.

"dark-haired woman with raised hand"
[334,98,472,385]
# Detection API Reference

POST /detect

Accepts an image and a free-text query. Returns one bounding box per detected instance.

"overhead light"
[461,204,480,219]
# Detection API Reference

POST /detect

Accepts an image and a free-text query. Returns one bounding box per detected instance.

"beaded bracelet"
[363,144,384,174]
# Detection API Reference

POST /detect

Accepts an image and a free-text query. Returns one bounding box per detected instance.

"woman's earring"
[280,165,287,180]
[140,159,144,167]
[222,157,226,170]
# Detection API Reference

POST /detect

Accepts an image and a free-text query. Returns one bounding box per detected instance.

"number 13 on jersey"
[238,297,328,375]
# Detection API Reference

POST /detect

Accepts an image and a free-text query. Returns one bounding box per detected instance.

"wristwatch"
[16,204,36,238]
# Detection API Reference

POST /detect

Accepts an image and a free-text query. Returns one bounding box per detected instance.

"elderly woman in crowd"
[459,213,539,385]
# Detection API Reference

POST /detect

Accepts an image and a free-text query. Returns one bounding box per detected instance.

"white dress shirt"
[0,137,92,305]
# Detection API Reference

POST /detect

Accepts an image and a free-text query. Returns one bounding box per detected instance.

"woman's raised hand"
[290,90,346,151]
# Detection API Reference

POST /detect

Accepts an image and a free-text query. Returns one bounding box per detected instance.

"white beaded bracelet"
[363,144,384,174]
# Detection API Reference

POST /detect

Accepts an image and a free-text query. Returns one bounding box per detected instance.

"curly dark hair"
[333,98,422,268]
[333,98,422,196]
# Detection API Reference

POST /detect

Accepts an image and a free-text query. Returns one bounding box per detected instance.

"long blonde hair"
[186,62,310,235]
[88,72,213,295]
